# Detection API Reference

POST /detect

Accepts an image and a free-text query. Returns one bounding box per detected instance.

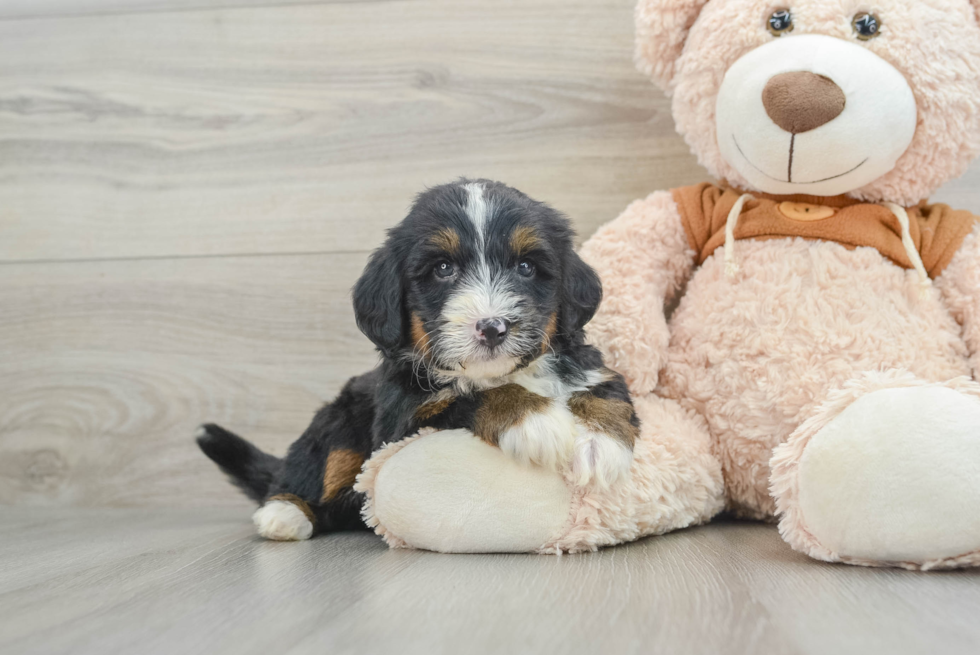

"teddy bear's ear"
[635,0,711,90]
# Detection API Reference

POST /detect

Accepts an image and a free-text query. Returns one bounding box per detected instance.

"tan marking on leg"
[320,449,365,502]
[415,395,456,421]
[568,393,639,449]
[510,225,541,256]
[474,384,551,446]
[410,313,431,355]
[267,493,316,524]
[430,228,461,254]
[540,312,558,355]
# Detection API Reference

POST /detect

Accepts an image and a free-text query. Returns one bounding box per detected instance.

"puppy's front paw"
[571,430,633,489]
[497,403,577,472]
[253,499,314,541]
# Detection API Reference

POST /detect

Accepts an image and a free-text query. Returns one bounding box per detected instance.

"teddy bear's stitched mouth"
[732,135,869,185]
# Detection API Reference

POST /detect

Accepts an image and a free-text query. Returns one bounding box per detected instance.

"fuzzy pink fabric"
[356,408,725,555]
[637,0,980,206]
[769,371,980,571]
[540,393,724,553]
[579,191,695,395]
[936,223,980,378]
[634,0,710,89]
[660,234,971,519]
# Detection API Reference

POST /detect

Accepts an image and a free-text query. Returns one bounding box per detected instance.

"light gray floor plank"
[1,508,978,655]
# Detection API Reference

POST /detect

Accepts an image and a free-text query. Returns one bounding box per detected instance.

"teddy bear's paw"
[497,402,577,473]
[570,429,633,489]
[252,500,314,541]
[787,385,980,566]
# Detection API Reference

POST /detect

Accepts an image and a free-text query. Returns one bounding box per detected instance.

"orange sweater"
[671,183,978,278]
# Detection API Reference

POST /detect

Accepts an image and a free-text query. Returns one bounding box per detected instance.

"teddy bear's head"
[637,1,980,205]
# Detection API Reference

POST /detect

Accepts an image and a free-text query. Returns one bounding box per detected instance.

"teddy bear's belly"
[659,238,972,519]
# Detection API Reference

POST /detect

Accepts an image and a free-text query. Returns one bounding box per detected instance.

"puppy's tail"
[195,423,283,504]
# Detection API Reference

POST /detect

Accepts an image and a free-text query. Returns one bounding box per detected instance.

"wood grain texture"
[0,1,372,21]
[932,164,980,209]
[1,509,979,655]
[0,252,374,507]
[0,0,697,263]
[0,0,979,512]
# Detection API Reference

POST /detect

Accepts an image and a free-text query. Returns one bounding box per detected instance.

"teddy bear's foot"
[361,429,574,553]
[356,395,726,554]
[771,372,980,570]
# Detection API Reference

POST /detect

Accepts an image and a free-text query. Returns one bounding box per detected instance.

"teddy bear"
[355,0,980,570]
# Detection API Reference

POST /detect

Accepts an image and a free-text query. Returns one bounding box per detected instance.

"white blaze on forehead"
[452,181,514,326]
[432,182,530,382]
[464,182,490,245]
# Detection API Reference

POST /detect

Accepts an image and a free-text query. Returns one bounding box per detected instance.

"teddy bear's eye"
[852,13,882,40]
[767,9,794,36]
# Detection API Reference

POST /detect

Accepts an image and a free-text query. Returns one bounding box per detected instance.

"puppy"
[197,179,638,541]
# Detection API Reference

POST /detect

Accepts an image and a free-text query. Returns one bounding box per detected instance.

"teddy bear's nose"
[762,71,847,134]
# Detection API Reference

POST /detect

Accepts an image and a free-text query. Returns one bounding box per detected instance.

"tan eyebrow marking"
[510,225,541,256]
[429,228,461,254]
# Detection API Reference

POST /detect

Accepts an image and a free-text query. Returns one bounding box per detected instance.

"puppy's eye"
[852,13,881,40]
[517,261,535,278]
[768,9,794,36]
[434,261,456,279]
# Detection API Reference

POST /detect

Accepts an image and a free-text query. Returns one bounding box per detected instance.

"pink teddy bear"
[359,0,980,570]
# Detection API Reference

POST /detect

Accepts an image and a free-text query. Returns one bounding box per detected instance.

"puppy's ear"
[635,0,710,90]
[560,250,603,336]
[353,243,404,357]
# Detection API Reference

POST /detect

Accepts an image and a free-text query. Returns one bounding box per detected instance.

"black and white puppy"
[197,179,638,541]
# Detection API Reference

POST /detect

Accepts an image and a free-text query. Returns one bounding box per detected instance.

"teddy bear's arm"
[936,222,980,378]
[579,191,696,394]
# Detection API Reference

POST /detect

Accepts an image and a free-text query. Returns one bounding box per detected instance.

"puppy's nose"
[475,318,509,348]
[762,71,846,134]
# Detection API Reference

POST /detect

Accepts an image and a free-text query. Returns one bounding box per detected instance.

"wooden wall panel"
[1,0,977,507]
[0,253,374,507]
[0,0,700,264]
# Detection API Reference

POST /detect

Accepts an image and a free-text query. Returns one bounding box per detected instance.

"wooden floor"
[3,1,980,653]
[1,507,979,655]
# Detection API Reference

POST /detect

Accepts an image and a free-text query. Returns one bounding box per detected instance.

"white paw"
[252,500,314,541]
[497,402,577,472]
[571,429,633,489]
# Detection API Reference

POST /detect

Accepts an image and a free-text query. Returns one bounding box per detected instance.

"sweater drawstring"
[724,194,754,280]
[883,202,931,296]
[724,195,931,295]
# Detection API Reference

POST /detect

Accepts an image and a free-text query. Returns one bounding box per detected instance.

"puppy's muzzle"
[475,318,509,349]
